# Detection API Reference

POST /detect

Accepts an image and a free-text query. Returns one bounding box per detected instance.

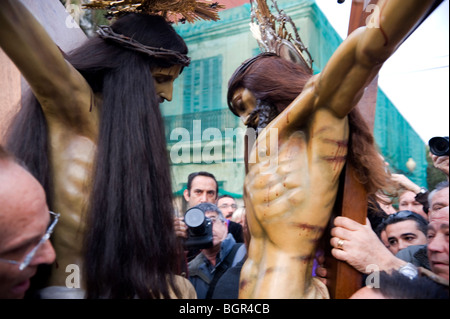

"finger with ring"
[337,239,345,250]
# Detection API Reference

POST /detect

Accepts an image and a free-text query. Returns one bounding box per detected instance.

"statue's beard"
[245,100,279,134]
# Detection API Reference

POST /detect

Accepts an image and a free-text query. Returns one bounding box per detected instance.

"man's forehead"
[432,188,449,204]
[400,190,416,201]
[205,211,218,217]
[218,197,235,204]
[192,176,216,188]
[386,219,418,231]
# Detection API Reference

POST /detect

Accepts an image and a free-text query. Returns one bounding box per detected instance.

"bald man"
[0,146,56,298]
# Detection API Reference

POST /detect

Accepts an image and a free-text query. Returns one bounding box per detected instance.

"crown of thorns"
[97,25,191,66]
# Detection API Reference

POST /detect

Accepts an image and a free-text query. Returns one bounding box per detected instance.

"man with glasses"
[187,203,246,299]
[217,195,244,244]
[217,195,238,220]
[0,146,57,298]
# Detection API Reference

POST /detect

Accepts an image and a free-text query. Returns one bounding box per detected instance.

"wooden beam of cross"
[325,0,380,300]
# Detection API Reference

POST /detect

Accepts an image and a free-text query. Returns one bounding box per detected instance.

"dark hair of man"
[380,210,429,235]
[5,13,188,299]
[428,180,449,206]
[186,171,219,196]
[195,202,225,222]
[227,54,392,197]
[376,270,449,299]
[217,194,234,201]
[434,180,450,190]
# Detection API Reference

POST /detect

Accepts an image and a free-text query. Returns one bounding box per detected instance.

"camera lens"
[183,207,213,249]
[429,136,449,157]
[184,208,205,228]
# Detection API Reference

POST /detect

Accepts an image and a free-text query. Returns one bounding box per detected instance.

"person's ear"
[183,189,190,202]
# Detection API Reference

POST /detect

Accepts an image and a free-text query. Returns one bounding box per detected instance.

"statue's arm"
[313,0,436,119]
[0,0,94,136]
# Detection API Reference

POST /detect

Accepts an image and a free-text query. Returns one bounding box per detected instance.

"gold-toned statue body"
[0,1,186,292]
[240,78,347,298]
[233,0,438,298]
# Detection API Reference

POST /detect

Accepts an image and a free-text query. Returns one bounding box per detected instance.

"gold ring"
[337,239,345,250]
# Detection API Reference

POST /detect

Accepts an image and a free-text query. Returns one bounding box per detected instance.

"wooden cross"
[325,0,380,299]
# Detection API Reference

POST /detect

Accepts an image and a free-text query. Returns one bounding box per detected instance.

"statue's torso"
[47,121,97,287]
[241,108,348,298]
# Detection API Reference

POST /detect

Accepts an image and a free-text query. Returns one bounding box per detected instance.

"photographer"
[392,136,449,218]
[429,136,449,179]
[186,203,246,299]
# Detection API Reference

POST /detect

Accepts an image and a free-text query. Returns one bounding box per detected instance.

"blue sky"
[316,0,449,143]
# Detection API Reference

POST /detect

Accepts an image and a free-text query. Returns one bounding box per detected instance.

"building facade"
[163,0,427,212]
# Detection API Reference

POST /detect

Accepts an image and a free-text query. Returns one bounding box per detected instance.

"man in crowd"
[183,172,219,208]
[175,171,219,240]
[0,145,57,298]
[175,172,243,244]
[217,195,238,220]
[395,181,449,270]
[425,182,449,280]
[398,190,428,219]
[392,173,429,219]
[381,211,428,255]
[187,203,246,299]
[217,195,244,243]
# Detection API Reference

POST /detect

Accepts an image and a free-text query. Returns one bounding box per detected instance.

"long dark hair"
[227,54,391,197]
[228,53,311,116]
[6,13,188,299]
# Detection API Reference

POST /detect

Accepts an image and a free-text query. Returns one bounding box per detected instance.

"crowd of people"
[313,146,449,300]
[1,0,448,300]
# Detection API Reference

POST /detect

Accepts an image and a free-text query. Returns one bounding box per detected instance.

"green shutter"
[183,55,223,113]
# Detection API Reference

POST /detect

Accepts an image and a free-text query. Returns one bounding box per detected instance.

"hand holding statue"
[330,217,405,274]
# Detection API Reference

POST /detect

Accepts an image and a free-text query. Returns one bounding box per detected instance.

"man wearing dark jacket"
[187,203,246,299]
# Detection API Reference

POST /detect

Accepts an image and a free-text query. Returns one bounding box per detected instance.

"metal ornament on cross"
[249,0,314,73]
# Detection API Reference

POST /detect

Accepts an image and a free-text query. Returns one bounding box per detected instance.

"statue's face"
[151,65,182,103]
[231,87,257,127]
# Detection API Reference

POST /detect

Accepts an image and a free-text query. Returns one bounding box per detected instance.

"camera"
[429,136,449,157]
[183,207,213,249]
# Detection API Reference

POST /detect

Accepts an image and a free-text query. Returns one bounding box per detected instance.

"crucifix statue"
[1,0,223,299]
[227,0,441,298]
